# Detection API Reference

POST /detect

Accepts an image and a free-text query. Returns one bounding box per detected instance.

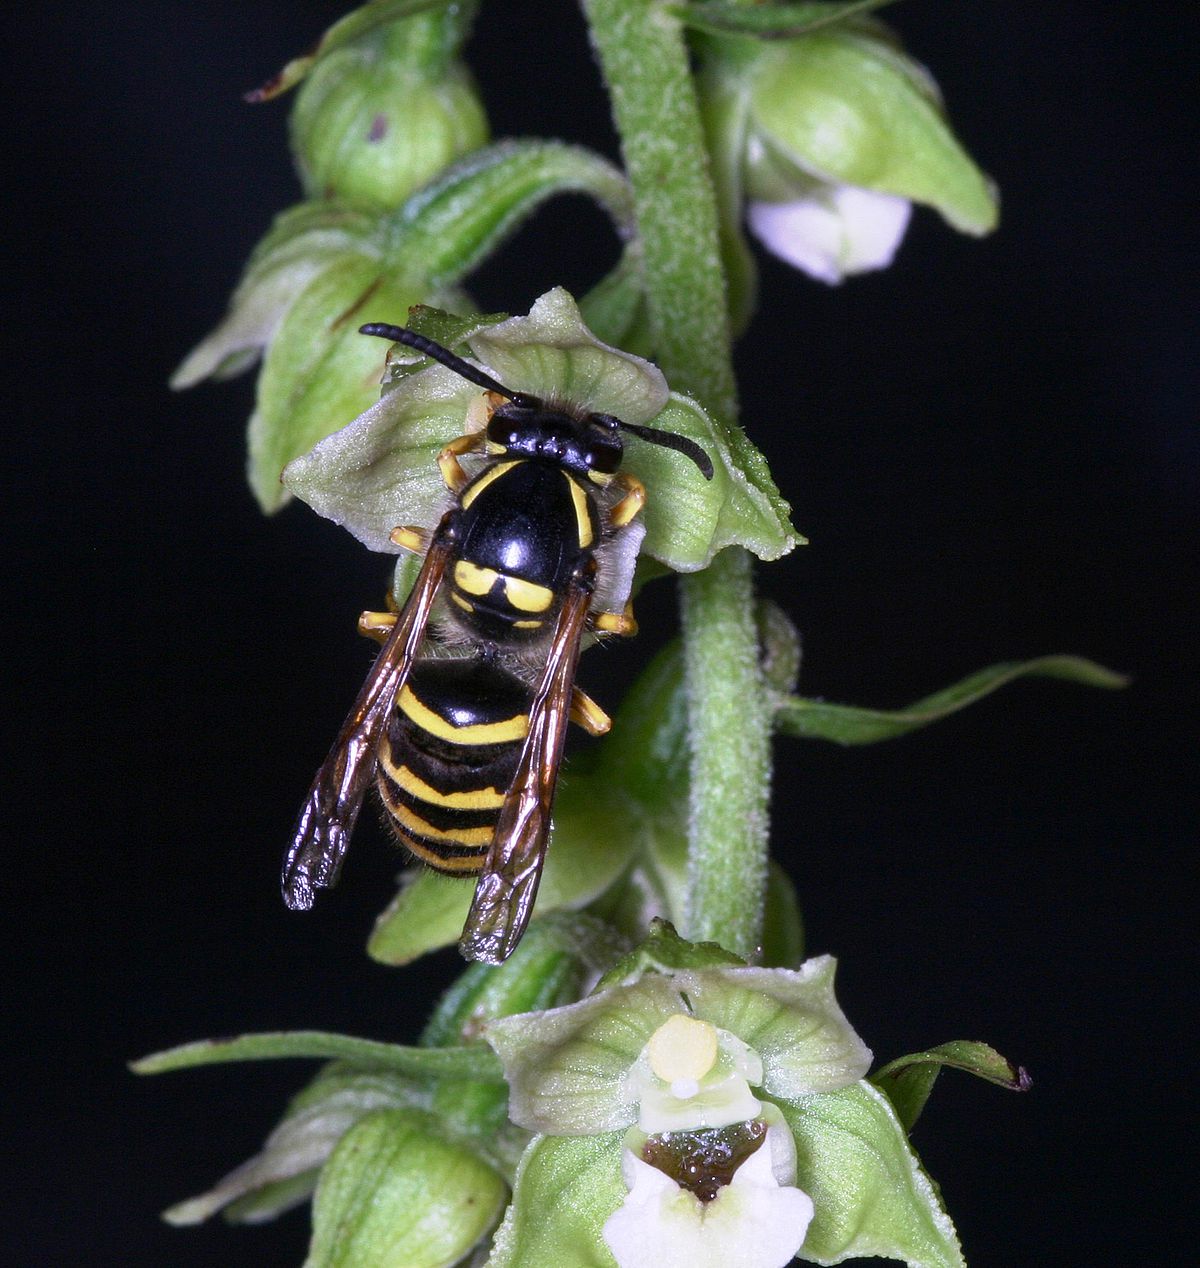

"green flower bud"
[701,23,997,283]
[170,201,451,511]
[292,17,488,211]
[307,1107,505,1268]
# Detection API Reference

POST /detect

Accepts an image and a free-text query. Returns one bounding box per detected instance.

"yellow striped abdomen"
[375,658,528,873]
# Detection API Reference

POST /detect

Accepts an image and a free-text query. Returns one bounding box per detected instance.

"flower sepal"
[485,941,870,1137]
[774,1081,966,1267]
[169,201,381,392]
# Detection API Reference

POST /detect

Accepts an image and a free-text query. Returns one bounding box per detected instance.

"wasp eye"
[486,413,520,448]
[589,435,622,473]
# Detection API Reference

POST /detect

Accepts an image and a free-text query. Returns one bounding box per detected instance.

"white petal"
[603,1149,814,1268]
[747,186,912,284]
[760,1113,798,1189]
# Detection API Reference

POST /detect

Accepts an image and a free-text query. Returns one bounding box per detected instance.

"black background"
[6,2,1194,1264]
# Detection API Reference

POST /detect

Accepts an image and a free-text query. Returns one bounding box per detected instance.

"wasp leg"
[359,610,397,644]
[608,472,647,529]
[438,432,485,494]
[589,599,638,639]
[570,686,611,736]
[390,525,428,554]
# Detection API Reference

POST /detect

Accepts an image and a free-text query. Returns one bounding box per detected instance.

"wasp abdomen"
[375,659,528,873]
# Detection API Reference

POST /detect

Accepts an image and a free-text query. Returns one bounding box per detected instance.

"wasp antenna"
[359,323,525,403]
[617,420,715,480]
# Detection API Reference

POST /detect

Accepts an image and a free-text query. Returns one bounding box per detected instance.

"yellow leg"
[590,599,638,639]
[608,472,647,529]
[359,610,398,643]
[570,686,612,736]
[438,432,484,494]
[389,525,428,554]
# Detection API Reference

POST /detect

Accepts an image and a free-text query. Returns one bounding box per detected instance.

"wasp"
[281,323,713,963]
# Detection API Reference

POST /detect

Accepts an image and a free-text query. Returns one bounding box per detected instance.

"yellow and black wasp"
[282,323,713,963]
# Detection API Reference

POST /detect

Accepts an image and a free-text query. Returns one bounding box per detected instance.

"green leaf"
[393,140,634,287]
[170,202,379,389]
[596,642,689,807]
[306,1108,506,1268]
[586,641,692,930]
[159,1062,426,1226]
[677,0,899,40]
[630,393,799,568]
[775,655,1129,744]
[485,1133,626,1268]
[776,1082,964,1267]
[132,1030,502,1082]
[872,1040,1031,1133]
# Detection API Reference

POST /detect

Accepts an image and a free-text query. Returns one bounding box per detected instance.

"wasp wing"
[458,573,594,964]
[281,516,455,911]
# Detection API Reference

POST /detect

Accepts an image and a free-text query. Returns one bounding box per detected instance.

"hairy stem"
[585,0,770,958]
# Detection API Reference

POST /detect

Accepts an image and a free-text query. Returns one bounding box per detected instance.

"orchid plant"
[141,2,1124,1264]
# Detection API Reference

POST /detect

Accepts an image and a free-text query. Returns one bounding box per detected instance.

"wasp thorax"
[486,404,624,477]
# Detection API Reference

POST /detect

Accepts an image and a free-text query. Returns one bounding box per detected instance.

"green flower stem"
[581,0,737,422]
[679,546,770,955]
[586,0,770,958]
